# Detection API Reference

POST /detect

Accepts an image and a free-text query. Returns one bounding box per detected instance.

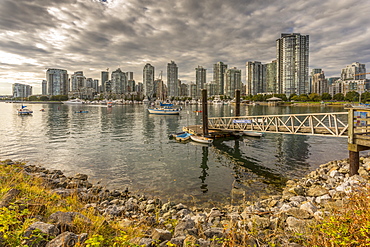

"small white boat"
[148,102,180,115]
[190,135,213,144]
[62,98,84,104]
[243,131,264,137]
[17,105,33,115]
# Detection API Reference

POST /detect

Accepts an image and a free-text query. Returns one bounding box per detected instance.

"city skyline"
[0,0,370,95]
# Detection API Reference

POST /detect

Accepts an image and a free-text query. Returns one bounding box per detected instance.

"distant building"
[13,83,32,98]
[205,81,217,98]
[213,61,227,95]
[101,71,109,93]
[312,71,328,95]
[246,61,265,95]
[310,69,322,94]
[180,82,189,97]
[167,61,179,98]
[224,67,242,99]
[70,71,85,91]
[46,68,69,96]
[143,63,155,100]
[276,33,309,96]
[266,60,277,94]
[41,80,47,95]
[189,82,197,99]
[328,81,343,96]
[195,65,207,99]
[341,62,366,80]
[111,68,127,95]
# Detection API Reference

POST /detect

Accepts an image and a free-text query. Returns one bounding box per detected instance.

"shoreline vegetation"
[1,157,370,246]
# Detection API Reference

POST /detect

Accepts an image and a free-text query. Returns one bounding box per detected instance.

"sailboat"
[18,105,33,115]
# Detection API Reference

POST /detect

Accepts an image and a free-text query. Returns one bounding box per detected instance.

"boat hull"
[190,135,213,144]
[148,108,180,115]
[175,133,192,142]
[243,131,263,137]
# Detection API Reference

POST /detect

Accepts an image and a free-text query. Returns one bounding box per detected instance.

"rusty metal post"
[349,151,360,176]
[202,89,209,136]
[235,89,240,117]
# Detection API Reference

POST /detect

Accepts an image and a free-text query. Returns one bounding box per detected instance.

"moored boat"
[175,132,192,142]
[75,110,89,113]
[190,135,213,144]
[62,98,84,104]
[243,131,264,137]
[148,102,180,115]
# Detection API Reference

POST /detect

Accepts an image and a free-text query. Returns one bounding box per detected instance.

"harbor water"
[0,102,349,207]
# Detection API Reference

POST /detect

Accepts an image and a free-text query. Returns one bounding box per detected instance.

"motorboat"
[147,102,180,115]
[75,110,89,113]
[62,98,84,104]
[17,105,33,115]
[190,135,213,144]
[243,131,264,137]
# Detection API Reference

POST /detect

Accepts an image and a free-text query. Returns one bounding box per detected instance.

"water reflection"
[199,146,209,193]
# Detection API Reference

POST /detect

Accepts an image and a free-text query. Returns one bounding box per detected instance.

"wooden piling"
[235,89,240,117]
[349,151,360,176]
[202,89,209,136]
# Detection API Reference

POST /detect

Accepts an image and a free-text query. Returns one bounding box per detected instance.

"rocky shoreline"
[1,157,370,246]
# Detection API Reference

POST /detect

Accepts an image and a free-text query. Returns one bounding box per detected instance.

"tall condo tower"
[143,63,155,100]
[276,33,309,96]
[101,71,109,92]
[341,62,366,80]
[111,68,127,94]
[224,67,242,99]
[70,71,86,92]
[195,65,207,99]
[46,68,69,96]
[167,61,178,98]
[213,61,228,95]
[245,61,265,95]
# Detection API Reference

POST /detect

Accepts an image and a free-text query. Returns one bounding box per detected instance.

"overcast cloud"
[1,0,370,94]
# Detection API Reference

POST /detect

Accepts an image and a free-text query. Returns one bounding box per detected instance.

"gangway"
[208,112,348,137]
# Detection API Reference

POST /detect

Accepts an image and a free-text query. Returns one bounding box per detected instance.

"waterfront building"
[327,77,340,86]
[312,71,328,95]
[167,61,179,98]
[104,80,112,93]
[342,79,369,96]
[245,61,265,95]
[13,83,32,99]
[266,60,277,94]
[224,67,242,99]
[85,78,93,89]
[70,71,86,92]
[276,33,309,96]
[126,72,135,92]
[195,66,207,99]
[101,71,109,93]
[341,62,366,80]
[143,63,155,100]
[189,82,197,99]
[310,69,322,94]
[328,81,343,97]
[46,68,69,96]
[154,79,166,100]
[93,79,99,93]
[180,82,189,97]
[213,61,227,95]
[42,80,47,95]
[111,68,127,95]
[205,82,217,98]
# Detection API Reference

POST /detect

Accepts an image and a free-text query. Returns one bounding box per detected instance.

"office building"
[276,33,309,96]
[167,61,179,98]
[46,68,69,95]
[213,61,227,95]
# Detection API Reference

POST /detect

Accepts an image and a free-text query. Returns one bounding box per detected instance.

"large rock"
[306,185,328,197]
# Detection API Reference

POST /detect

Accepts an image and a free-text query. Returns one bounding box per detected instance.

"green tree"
[345,91,359,102]
[28,95,39,101]
[308,93,321,102]
[298,94,309,101]
[360,92,370,103]
[40,96,49,101]
[289,93,298,101]
[333,93,344,101]
[321,93,332,101]
[274,94,287,101]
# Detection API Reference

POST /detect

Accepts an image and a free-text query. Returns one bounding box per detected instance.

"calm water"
[0,102,349,206]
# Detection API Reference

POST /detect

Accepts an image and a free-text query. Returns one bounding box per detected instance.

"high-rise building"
[266,60,277,94]
[310,68,322,94]
[276,33,309,96]
[143,63,155,100]
[312,71,328,95]
[46,68,69,95]
[213,61,228,95]
[71,71,86,91]
[224,67,242,99]
[13,83,32,98]
[167,61,178,98]
[341,62,366,80]
[111,68,127,95]
[42,80,47,95]
[101,71,109,92]
[195,66,207,99]
[246,61,265,95]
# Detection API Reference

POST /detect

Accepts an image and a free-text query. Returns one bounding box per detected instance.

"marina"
[0,102,350,206]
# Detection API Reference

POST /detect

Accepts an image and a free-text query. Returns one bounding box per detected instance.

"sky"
[1,0,370,95]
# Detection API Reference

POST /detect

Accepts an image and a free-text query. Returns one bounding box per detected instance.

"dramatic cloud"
[0,0,370,94]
